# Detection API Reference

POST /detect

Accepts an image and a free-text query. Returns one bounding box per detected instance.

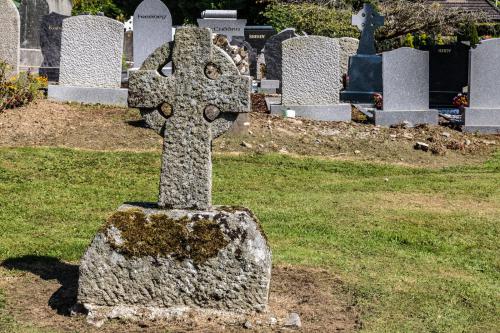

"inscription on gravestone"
[133,0,172,68]
[20,0,49,49]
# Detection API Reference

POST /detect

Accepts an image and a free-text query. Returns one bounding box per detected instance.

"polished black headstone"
[20,0,50,49]
[39,12,68,81]
[244,26,276,52]
[427,43,469,107]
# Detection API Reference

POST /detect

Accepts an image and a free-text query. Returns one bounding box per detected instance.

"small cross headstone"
[352,3,384,55]
[19,0,50,49]
[129,27,251,210]
[133,0,172,68]
[0,0,20,76]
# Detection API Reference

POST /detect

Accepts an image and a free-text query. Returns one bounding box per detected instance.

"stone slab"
[463,108,500,134]
[77,204,272,322]
[341,54,382,103]
[339,37,359,80]
[0,0,21,76]
[59,15,124,88]
[244,26,276,53]
[48,85,128,106]
[468,39,500,108]
[373,110,439,127]
[20,48,43,68]
[263,28,297,87]
[270,104,352,122]
[197,18,247,42]
[133,0,172,68]
[46,0,72,15]
[260,79,279,93]
[20,0,49,49]
[282,36,341,105]
[383,47,429,111]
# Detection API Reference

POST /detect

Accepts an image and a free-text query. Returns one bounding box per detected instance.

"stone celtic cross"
[128,27,251,210]
[352,3,384,55]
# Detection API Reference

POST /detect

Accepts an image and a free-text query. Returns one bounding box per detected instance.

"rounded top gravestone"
[133,0,172,68]
[0,0,20,75]
[263,28,298,85]
[59,15,124,88]
[282,36,342,105]
[19,0,50,49]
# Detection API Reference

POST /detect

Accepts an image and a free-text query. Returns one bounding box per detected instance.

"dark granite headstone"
[39,12,67,81]
[20,0,50,49]
[263,28,297,91]
[244,26,276,52]
[426,43,469,107]
[341,4,384,103]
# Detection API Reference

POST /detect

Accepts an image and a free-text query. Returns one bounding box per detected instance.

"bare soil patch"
[0,99,497,167]
[0,258,360,332]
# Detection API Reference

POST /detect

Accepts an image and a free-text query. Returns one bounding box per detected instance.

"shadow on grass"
[1,256,78,316]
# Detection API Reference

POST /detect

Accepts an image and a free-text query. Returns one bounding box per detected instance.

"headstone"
[340,4,384,103]
[19,0,49,49]
[123,30,133,64]
[197,10,247,43]
[373,47,438,126]
[463,38,500,134]
[46,0,72,15]
[270,36,351,122]
[39,12,68,81]
[263,28,297,91]
[427,43,469,107]
[0,0,20,76]
[338,37,359,83]
[48,15,128,106]
[244,25,276,52]
[133,0,172,68]
[77,28,271,324]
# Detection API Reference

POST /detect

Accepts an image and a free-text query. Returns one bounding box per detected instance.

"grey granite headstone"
[263,28,297,85]
[271,36,351,121]
[133,0,172,68]
[48,15,128,106]
[463,38,500,133]
[372,47,438,126]
[77,28,270,324]
[128,28,251,209]
[19,0,49,49]
[0,0,20,76]
[197,10,247,43]
[59,15,123,88]
[46,0,72,15]
[39,12,68,81]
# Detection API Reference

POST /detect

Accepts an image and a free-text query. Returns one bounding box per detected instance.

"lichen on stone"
[104,209,229,264]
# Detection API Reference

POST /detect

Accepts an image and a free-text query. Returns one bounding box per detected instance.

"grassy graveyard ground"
[0,100,499,332]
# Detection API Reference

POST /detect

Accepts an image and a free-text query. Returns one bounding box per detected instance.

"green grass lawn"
[0,147,499,332]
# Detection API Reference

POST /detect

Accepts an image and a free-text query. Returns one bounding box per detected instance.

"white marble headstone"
[133,0,172,68]
[282,36,341,105]
[0,0,20,75]
[59,15,124,88]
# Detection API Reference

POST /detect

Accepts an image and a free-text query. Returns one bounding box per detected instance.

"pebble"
[241,141,252,149]
[284,312,302,328]
[243,320,252,329]
[414,141,430,152]
[402,133,413,139]
[441,132,451,138]
[269,317,278,326]
[354,150,361,155]
[464,139,471,146]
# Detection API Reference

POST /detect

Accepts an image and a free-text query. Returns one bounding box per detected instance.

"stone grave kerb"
[352,3,384,55]
[128,27,251,210]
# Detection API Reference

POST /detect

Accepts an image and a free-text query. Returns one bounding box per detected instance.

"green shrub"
[72,0,123,19]
[0,60,46,113]
[402,33,414,48]
[262,3,359,38]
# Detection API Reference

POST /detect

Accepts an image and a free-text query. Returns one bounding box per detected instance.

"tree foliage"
[262,2,359,38]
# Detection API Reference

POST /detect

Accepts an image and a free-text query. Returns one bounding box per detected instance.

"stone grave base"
[20,48,43,72]
[463,108,500,134]
[48,85,128,107]
[259,79,280,94]
[340,91,381,104]
[373,110,439,127]
[270,104,352,122]
[77,204,272,325]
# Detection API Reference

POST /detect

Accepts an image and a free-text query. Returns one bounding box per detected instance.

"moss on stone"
[105,209,230,264]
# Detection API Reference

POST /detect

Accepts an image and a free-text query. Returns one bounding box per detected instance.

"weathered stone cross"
[352,3,384,55]
[128,27,251,210]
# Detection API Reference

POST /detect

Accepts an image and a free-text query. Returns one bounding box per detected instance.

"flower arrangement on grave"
[0,60,46,112]
[452,93,468,108]
[373,93,383,110]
